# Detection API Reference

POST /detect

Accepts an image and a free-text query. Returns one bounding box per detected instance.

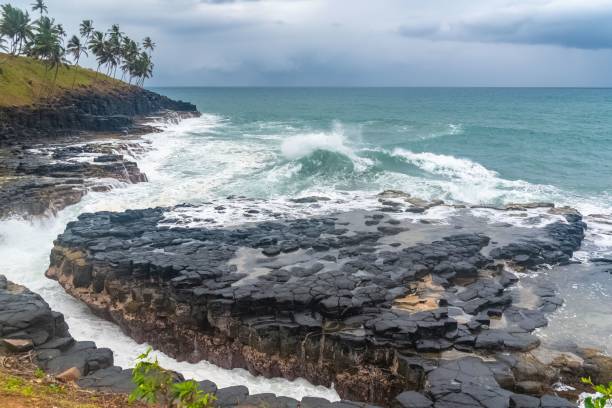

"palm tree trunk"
[51,65,60,100]
[72,57,80,89]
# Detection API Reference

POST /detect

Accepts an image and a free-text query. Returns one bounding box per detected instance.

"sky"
[9,0,612,86]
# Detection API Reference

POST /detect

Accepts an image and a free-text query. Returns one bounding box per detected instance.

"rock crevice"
[46,203,591,406]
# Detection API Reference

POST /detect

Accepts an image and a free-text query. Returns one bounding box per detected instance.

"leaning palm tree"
[28,15,65,98]
[88,30,105,77]
[0,4,33,55]
[133,51,153,87]
[103,36,120,77]
[47,41,68,97]
[67,35,87,87]
[31,0,47,17]
[142,36,155,55]
[108,24,122,38]
[79,20,94,41]
[106,24,123,77]
[55,23,66,40]
[119,36,136,81]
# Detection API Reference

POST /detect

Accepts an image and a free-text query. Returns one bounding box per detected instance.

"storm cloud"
[7,0,612,86]
[398,0,612,49]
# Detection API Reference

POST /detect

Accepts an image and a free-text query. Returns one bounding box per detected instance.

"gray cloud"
[399,1,612,49]
[200,0,260,3]
[6,0,612,86]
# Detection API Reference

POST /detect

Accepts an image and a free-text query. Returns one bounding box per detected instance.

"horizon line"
[148,85,612,89]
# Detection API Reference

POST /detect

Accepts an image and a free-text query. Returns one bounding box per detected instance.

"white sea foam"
[281,131,352,160]
[1,111,611,403]
[279,122,366,159]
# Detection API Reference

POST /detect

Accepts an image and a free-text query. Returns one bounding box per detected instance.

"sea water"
[0,87,610,399]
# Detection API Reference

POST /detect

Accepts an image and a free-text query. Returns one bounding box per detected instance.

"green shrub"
[129,347,216,408]
[581,377,612,408]
[34,367,45,379]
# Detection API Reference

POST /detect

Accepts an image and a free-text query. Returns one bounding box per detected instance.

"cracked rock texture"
[46,202,591,406]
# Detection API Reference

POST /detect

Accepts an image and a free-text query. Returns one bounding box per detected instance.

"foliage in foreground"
[130,347,216,408]
[581,377,612,408]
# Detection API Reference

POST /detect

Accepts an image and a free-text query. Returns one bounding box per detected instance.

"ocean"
[0,87,610,400]
[152,87,612,206]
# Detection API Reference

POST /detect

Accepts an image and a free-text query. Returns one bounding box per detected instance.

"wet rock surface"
[0,87,197,143]
[0,275,115,385]
[0,110,199,218]
[0,274,382,406]
[0,139,147,217]
[0,86,200,218]
[46,200,593,405]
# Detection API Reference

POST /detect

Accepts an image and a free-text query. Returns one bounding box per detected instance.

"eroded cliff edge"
[0,87,199,218]
[45,195,609,407]
[0,87,197,142]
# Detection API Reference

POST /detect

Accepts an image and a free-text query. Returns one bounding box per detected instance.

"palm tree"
[119,36,136,81]
[109,24,122,39]
[67,35,87,87]
[47,41,68,97]
[0,4,33,55]
[29,16,60,60]
[31,0,47,17]
[102,37,119,76]
[142,36,155,55]
[28,15,66,98]
[106,24,123,77]
[88,30,105,77]
[79,20,93,41]
[56,23,66,40]
[133,51,153,87]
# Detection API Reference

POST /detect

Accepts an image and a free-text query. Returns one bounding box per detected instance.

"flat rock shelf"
[45,197,604,407]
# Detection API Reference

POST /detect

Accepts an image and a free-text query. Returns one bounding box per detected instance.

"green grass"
[0,53,130,107]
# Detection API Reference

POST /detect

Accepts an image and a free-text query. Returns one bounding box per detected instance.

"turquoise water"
[152,87,611,208]
[144,87,612,354]
[0,87,609,398]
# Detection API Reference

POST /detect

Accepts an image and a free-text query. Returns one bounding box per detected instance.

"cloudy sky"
[10,0,612,86]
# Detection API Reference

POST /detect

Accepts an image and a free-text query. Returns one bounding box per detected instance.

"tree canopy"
[0,1,155,88]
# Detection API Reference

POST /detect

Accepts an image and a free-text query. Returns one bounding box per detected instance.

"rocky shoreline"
[1,87,610,407]
[0,87,197,143]
[43,194,609,407]
[0,96,198,218]
[0,88,393,407]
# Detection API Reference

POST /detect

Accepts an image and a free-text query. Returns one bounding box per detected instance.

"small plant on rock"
[129,347,216,408]
[34,367,45,379]
[581,377,612,408]
[171,380,216,408]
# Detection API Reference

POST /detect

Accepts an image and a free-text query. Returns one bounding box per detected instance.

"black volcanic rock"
[0,87,198,143]
[45,204,589,405]
[0,276,115,387]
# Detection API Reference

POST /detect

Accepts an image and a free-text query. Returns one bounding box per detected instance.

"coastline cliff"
[0,53,197,143]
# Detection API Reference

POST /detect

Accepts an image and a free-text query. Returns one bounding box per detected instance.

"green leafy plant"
[3,375,34,397]
[46,382,65,394]
[171,380,216,408]
[34,367,45,379]
[581,377,612,408]
[129,347,216,408]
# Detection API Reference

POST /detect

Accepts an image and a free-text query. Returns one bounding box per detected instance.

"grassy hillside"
[0,53,129,108]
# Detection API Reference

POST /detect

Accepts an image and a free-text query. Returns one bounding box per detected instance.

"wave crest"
[391,148,498,181]
[281,126,354,161]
